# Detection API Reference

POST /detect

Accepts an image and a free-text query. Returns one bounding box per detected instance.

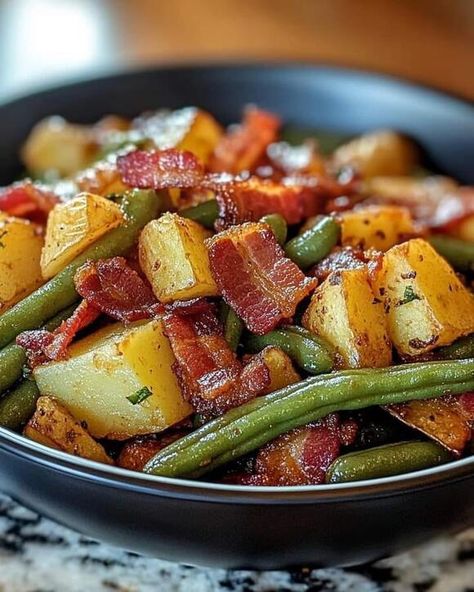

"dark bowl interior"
[0,63,473,569]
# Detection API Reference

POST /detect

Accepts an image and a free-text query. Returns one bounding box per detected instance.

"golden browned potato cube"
[22,116,97,177]
[24,396,113,464]
[139,213,218,302]
[0,214,44,313]
[373,238,474,356]
[451,215,474,242]
[303,268,392,369]
[41,192,124,279]
[260,346,300,393]
[136,107,223,165]
[333,130,418,178]
[178,109,224,164]
[34,320,193,440]
[135,108,223,207]
[339,205,415,251]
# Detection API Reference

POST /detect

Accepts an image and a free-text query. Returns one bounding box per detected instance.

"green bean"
[180,200,218,229]
[260,214,288,245]
[280,127,351,155]
[245,327,333,374]
[437,333,474,360]
[0,190,161,349]
[0,304,77,395]
[285,216,340,269]
[205,390,451,474]
[325,441,452,483]
[0,379,40,430]
[429,235,474,273]
[219,303,244,352]
[144,358,474,478]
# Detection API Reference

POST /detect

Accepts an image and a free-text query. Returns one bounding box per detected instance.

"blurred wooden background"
[0,0,473,100]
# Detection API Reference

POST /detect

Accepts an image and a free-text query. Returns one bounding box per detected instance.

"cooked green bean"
[260,214,288,245]
[325,441,452,483]
[219,303,244,352]
[0,379,40,430]
[429,235,474,273]
[0,190,161,349]
[437,333,474,360]
[245,327,333,374]
[144,358,474,478]
[0,304,77,395]
[285,216,340,268]
[181,199,219,229]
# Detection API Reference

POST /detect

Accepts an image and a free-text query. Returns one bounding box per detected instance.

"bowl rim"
[0,61,473,503]
[1,60,473,111]
[0,426,473,503]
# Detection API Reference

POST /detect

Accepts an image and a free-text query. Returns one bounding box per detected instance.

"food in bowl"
[0,105,473,487]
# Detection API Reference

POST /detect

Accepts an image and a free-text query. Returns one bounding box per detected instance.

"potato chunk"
[22,116,97,177]
[41,192,124,279]
[373,238,474,356]
[333,130,417,178]
[136,107,223,164]
[260,346,300,393]
[303,268,391,369]
[34,320,193,439]
[0,215,43,313]
[340,205,415,251]
[24,396,113,464]
[139,213,218,302]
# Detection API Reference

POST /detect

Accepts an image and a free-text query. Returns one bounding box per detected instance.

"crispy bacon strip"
[117,149,204,189]
[74,257,158,322]
[386,392,474,456]
[310,246,372,282]
[163,306,270,415]
[44,301,100,361]
[434,187,474,231]
[16,300,100,366]
[207,223,316,334]
[211,177,321,229]
[209,107,280,174]
[252,415,342,486]
[16,330,55,368]
[0,181,59,224]
[117,431,189,472]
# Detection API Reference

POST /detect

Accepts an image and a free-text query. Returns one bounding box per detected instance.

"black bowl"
[0,64,473,569]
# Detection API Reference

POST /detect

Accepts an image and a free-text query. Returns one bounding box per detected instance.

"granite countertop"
[0,495,472,592]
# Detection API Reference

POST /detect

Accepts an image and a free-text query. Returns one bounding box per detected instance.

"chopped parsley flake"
[127,386,152,405]
[398,285,421,306]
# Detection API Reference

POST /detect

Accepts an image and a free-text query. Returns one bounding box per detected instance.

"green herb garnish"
[398,286,421,306]
[127,386,152,405]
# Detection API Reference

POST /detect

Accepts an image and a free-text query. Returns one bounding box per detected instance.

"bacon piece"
[74,257,158,322]
[310,246,369,282]
[386,392,474,456]
[210,177,321,229]
[209,107,280,174]
[267,140,325,176]
[164,297,216,319]
[16,329,55,368]
[44,301,100,361]
[207,223,316,334]
[163,306,270,415]
[0,181,59,224]
[117,149,204,189]
[434,187,474,231]
[253,415,342,486]
[16,300,100,366]
[117,430,189,472]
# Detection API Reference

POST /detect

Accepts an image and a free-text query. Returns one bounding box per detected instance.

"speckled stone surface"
[0,494,472,592]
